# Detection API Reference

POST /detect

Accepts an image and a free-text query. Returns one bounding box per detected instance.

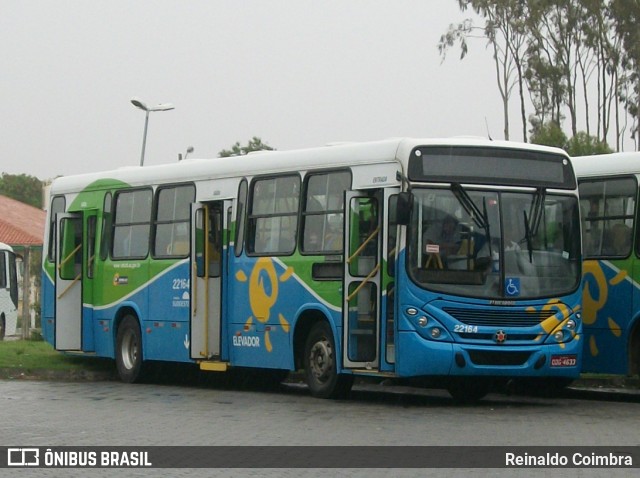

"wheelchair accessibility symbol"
[505,277,520,297]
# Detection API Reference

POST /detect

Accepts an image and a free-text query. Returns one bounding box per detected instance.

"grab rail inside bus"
[346,263,380,302]
[346,226,380,264]
[346,224,381,302]
[57,244,82,270]
[57,273,82,299]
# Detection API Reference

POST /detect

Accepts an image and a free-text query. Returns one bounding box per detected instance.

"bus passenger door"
[55,213,83,350]
[343,192,381,369]
[190,201,227,359]
[381,188,400,369]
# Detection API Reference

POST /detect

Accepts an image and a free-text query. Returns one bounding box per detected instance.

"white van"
[0,242,19,339]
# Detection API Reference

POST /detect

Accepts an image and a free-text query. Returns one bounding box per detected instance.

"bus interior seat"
[606,224,631,255]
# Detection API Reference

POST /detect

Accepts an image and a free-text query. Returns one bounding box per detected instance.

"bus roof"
[0,242,13,252]
[50,137,569,194]
[571,152,640,178]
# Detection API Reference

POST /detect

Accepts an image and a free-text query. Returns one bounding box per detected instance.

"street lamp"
[180,146,194,161]
[131,96,175,166]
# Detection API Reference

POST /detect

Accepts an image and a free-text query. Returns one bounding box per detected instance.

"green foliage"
[529,121,568,149]
[218,137,275,157]
[443,0,640,150]
[0,340,110,371]
[0,173,43,208]
[565,132,614,156]
[530,121,614,155]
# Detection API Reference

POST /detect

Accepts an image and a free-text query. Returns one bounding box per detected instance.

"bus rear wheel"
[116,315,145,383]
[304,321,353,399]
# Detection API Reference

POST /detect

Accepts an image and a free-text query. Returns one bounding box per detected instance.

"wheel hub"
[309,339,333,381]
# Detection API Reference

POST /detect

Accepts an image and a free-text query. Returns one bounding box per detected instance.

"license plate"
[550,354,577,367]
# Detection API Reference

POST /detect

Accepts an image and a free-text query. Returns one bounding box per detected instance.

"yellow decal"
[279,313,290,333]
[237,258,294,353]
[582,260,629,357]
[608,317,622,337]
[609,270,627,286]
[249,258,279,322]
[582,261,607,326]
[265,331,273,352]
[589,335,599,357]
[280,266,294,282]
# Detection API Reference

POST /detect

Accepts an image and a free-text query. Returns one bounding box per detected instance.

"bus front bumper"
[396,331,582,379]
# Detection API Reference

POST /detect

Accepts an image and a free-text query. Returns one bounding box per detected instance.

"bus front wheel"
[304,321,353,399]
[116,315,145,383]
[446,378,491,403]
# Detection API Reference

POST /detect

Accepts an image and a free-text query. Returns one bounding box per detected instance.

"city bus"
[572,152,640,378]
[0,242,19,340]
[41,138,583,400]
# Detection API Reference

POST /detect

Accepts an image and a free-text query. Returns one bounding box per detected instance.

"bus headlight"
[565,319,576,330]
[554,330,565,342]
[417,316,428,327]
[431,328,442,338]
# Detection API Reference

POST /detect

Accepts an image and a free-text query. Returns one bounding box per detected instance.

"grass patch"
[0,339,114,377]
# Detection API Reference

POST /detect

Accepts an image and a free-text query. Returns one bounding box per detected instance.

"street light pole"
[131,97,175,166]
[139,110,150,167]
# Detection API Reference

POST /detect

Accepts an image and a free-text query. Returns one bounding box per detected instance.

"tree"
[564,131,613,156]
[0,173,43,208]
[439,0,530,141]
[444,0,638,152]
[529,120,568,148]
[218,137,274,157]
[530,121,613,155]
[610,0,640,148]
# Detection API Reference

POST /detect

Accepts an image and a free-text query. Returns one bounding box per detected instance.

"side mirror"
[395,192,412,226]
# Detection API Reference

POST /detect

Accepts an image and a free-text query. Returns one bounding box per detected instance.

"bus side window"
[48,196,66,262]
[100,193,112,261]
[248,175,300,255]
[154,185,195,258]
[579,176,636,258]
[0,251,6,288]
[112,189,153,260]
[235,179,248,257]
[301,170,351,254]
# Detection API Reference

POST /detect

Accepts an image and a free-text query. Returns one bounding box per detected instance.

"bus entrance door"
[55,213,83,350]
[190,201,227,360]
[343,192,381,370]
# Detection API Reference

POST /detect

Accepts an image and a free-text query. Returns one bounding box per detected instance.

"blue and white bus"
[572,152,640,378]
[42,138,583,400]
[0,242,19,340]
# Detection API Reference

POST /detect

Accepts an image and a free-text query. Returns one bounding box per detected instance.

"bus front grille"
[443,307,556,327]
[467,350,532,366]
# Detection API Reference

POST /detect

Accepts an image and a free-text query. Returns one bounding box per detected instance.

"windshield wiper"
[451,183,492,257]
[451,183,489,230]
[528,188,546,237]
[523,210,533,262]
[522,188,546,263]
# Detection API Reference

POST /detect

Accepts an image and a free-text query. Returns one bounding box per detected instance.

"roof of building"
[0,195,45,247]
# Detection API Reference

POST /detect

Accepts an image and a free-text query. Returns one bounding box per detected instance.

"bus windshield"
[407,186,581,299]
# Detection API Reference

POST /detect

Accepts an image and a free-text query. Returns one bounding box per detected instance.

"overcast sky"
[2,0,507,180]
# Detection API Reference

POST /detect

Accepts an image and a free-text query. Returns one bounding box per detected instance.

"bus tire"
[116,315,145,383]
[446,378,491,403]
[304,321,353,399]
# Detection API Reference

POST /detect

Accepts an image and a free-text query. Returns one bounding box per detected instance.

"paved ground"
[1,376,639,478]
